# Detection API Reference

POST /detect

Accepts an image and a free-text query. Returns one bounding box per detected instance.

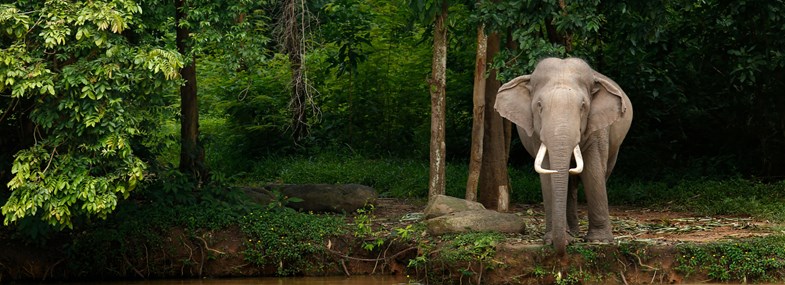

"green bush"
[240,209,346,276]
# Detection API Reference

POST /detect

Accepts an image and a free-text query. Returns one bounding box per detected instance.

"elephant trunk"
[547,143,573,256]
[537,90,584,255]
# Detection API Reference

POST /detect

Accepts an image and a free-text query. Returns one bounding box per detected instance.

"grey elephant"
[494,58,633,255]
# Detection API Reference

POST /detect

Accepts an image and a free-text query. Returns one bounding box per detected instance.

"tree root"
[324,246,417,262]
[196,236,226,255]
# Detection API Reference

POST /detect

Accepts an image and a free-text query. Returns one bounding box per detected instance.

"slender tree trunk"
[175,0,208,184]
[477,31,510,211]
[466,24,488,201]
[428,0,448,199]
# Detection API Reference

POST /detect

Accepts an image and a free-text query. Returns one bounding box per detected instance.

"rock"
[424,195,486,218]
[243,184,377,213]
[242,187,274,204]
[425,210,526,235]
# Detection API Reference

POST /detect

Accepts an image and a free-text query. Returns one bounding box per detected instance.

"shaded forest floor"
[373,198,778,246]
[370,198,785,284]
[2,197,785,284]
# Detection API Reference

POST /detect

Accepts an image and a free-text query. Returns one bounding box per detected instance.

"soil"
[369,198,782,284]
[373,198,777,245]
[0,198,781,284]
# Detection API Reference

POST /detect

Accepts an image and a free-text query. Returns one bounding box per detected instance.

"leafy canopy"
[0,0,182,228]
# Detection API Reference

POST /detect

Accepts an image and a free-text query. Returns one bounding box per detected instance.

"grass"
[235,151,542,202]
[232,151,785,221]
[609,178,785,221]
[675,235,785,282]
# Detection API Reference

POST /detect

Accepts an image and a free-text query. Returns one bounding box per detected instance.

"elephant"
[494,57,633,255]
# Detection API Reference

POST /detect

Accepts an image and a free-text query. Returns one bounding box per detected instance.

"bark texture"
[175,0,208,184]
[428,1,448,199]
[466,24,488,202]
[477,32,510,211]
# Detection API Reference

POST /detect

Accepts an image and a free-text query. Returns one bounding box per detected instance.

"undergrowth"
[241,152,541,202]
[609,178,785,221]
[675,236,785,282]
[241,152,785,221]
[240,208,346,276]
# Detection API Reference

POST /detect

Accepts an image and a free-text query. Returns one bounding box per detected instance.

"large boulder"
[243,184,377,213]
[425,210,526,235]
[424,195,486,219]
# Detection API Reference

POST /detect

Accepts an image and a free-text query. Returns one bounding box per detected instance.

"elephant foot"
[584,230,613,244]
[543,231,574,245]
[569,226,580,237]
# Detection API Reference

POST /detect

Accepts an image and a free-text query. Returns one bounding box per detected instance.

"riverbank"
[2,197,784,284]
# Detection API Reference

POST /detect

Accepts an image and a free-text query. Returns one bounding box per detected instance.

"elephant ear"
[587,72,628,136]
[494,75,534,136]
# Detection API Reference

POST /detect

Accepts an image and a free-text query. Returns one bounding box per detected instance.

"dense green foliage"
[676,236,785,282]
[240,208,346,276]
[0,1,181,228]
[205,0,785,180]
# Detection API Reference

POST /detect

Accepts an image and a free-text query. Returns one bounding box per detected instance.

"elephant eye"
[537,101,543,112]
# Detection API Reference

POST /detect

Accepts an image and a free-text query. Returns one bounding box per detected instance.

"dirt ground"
[1,198,780,283]
[368,198,783,284]
[371,198,779,245]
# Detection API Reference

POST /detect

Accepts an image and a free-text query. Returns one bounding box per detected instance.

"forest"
[2,0,785,282]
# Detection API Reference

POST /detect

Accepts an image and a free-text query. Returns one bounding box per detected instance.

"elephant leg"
[580,141,613,243]
[605,148,620,180]
[567,175,579,236]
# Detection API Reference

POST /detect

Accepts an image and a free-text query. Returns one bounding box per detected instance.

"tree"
[465,0,512,211]
[428,0,449,199]
[173,0,271,183]
[0,1,182,227]
[175,0,209,184]
[465,22,487,202]
[475,30,511,211]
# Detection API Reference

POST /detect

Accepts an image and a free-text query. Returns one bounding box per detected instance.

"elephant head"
[494,58,629,255]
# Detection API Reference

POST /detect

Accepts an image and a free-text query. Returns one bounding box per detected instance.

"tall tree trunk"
[283,0,309,141]
[428,0,448,199]
[477,31,510,211]
[175,0,208,184]
[466,23,488,201]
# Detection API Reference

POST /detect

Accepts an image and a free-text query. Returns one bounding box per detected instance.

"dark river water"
[49,276,782,285]
[57,276,414,285]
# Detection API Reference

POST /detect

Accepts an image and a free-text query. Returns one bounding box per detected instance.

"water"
[59,276,413,285]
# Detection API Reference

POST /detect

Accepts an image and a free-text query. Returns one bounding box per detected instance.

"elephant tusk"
[534,143,558,174]
[569,145,584,175]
